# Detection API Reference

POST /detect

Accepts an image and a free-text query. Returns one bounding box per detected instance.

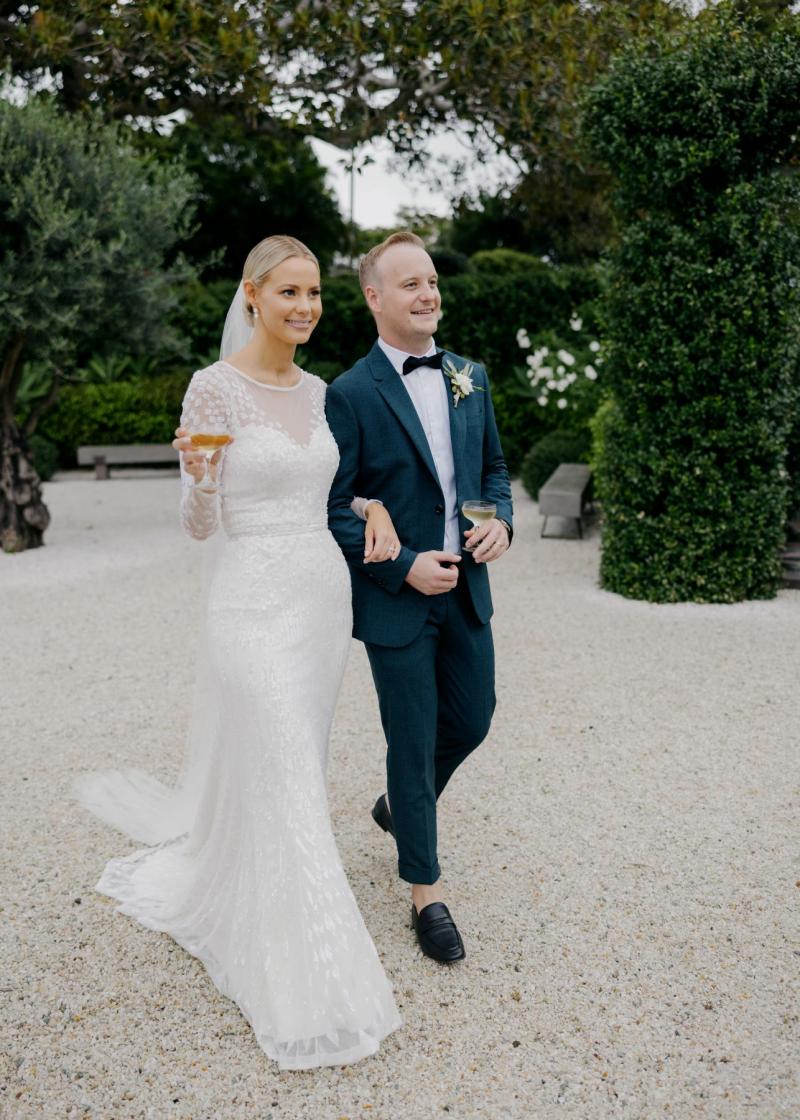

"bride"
[75,235,403,1068]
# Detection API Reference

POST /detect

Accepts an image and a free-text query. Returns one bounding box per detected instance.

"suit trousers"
[365,574,496,884]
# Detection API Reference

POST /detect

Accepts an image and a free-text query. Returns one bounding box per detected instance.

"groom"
[326,231,513,963]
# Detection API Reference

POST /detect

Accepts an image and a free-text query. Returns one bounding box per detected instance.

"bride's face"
[249,257,322,346]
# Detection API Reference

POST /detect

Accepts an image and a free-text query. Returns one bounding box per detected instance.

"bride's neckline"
[219,359,305,392]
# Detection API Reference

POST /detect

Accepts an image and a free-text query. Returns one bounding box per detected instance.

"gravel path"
[1,474,798,1120]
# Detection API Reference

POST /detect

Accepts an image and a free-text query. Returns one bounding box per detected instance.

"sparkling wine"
[461,500,497,526]
[463,507,495,524]
[190,433,232,453]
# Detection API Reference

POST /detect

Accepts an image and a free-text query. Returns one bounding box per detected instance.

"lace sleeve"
[179,368,229,540]
[350,497,383,520]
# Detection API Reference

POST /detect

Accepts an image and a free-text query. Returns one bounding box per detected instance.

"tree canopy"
[0,96,197,550]
[147,117,346,278]
[4,0,687,159]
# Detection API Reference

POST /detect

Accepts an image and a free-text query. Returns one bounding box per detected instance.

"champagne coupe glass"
[461,499,496,550]
[188,423,232,493]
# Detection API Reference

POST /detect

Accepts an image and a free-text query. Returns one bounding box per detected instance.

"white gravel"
[1,473,798,1120]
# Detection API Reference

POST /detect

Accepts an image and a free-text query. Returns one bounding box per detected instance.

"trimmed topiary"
[583,12,800,602]
[521,430,591,501]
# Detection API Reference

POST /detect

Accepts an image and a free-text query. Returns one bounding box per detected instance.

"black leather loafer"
[411,902,466,963]
[371,793,395,838]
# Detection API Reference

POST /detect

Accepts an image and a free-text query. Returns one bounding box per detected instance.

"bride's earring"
[252,306,259,320]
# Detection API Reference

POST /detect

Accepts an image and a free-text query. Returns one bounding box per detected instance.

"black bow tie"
[402,350,444,376]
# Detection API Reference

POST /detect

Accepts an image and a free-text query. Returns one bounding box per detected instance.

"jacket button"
[434,504,444,514]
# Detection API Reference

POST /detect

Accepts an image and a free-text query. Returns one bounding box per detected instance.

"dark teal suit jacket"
[326,342,513,647]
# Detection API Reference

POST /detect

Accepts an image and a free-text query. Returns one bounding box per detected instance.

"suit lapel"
[441,352,468,473]
[367,342,441,488]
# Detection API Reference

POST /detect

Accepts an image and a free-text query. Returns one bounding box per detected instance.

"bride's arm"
[350,498,402,563]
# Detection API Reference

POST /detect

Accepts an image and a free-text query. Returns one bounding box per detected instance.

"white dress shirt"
[377,337,460,554]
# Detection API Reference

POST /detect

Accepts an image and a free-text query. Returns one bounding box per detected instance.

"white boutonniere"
[443,357,484,408]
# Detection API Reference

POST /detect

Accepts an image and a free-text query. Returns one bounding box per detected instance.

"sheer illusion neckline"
[219,360,305,392]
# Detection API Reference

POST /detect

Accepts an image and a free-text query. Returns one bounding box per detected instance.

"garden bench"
[77,444,178,480]
[781,544,800,590]
[538,463,593,539]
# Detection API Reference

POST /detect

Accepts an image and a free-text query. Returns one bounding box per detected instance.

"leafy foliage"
[513,321,603,430]
[5,1,690,268]
[583,11,800,602]
[0,97,195,390]
[5,1,687,160]
[146,117,346,278]
[38,374,191,466]
[0,96,196,549]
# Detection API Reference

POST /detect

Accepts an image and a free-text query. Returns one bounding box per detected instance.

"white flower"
[538,366,553,379]
[556,365,565,375]
[557,398,568,409]
[565,371,577,385]
[516,329,531,349]
[537,395,548,407]
[452,369,474,395]
[584,364,598,380]
[526,368,536,382]
[556,379,568,392]
[527,346,549,370]
[547,379,557,390]
[443,357,484,407]
[557,349,576,366]
[589,340,601,353]
[569,315,583,331]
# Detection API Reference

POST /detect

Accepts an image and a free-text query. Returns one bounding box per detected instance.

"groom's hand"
[405,551,461,595]
[465,519,509,563]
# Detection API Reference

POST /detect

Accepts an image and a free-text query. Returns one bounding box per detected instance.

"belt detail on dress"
[225,521,328,540]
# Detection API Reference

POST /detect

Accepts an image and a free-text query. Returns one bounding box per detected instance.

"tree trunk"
[1,416,50,552]
[1,331,50,551]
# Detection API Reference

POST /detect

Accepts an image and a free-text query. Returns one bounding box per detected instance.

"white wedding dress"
[75,360,401,1069]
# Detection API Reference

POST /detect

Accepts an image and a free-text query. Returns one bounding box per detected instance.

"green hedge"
[583,13,800,602]
[38,372,190,466]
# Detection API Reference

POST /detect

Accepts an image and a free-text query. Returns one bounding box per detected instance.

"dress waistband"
[225,521,329,541]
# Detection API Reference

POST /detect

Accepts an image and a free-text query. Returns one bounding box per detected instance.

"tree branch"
[0,332,26,422]
[23,367,64,438]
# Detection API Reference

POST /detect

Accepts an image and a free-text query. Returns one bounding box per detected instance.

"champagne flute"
[188,424,232,493]
[462,499,496,550]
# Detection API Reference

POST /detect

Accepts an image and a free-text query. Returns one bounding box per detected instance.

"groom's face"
[366,245,441,352]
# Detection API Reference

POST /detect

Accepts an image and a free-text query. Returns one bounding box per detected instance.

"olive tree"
[0,97,195,551]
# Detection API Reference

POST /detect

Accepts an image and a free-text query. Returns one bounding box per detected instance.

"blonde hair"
[359,230,427,292]
[243,235,319,322]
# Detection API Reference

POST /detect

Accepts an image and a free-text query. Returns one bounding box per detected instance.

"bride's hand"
[173,426,232,485]
[363,502,401,563]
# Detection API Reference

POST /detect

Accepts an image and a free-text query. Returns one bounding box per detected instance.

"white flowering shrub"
[513,314,604,426]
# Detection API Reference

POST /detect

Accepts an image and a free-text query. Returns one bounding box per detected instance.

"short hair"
[359,230,427,292]
[242,235,319,323]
